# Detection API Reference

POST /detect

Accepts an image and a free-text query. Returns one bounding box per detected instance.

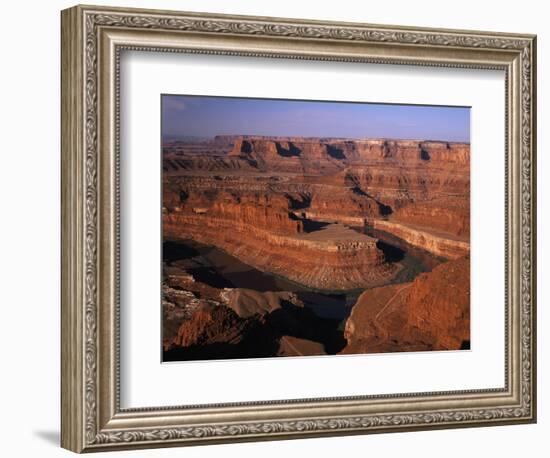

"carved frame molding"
[61,4,536,453]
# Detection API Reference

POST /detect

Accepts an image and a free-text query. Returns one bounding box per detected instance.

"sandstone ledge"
[341,256,470,354]
[164,214,399,291]
[373,220,469,259]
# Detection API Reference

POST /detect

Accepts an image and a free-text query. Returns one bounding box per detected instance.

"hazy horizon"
[162,94,470,143]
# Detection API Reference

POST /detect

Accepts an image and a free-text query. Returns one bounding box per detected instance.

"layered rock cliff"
[165,136,469,179]
[164,203,397,290]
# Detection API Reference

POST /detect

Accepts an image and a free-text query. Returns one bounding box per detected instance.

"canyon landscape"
[161,95,471,361]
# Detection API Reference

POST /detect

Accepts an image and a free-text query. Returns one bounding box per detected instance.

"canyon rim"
[161,95,471,362]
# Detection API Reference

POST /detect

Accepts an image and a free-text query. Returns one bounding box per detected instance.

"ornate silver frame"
[61,4,537,453]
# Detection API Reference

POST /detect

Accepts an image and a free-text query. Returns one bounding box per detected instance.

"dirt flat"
[294,222,377,243]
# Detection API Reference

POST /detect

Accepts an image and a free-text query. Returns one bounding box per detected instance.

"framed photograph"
[61,4,537,453]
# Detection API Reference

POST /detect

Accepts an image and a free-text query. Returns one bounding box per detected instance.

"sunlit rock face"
[341,255,470,354]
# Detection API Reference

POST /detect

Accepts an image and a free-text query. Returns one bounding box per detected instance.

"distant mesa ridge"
[163,134,469,176]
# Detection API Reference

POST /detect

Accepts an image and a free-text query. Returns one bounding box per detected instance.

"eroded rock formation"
[164,196,398,290]
[162,135,471,360]
[373,220,469,259]
[341,256,470,354]
[162,262,346,360]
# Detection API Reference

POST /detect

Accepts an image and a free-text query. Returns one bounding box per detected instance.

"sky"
[161,94,470,142]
